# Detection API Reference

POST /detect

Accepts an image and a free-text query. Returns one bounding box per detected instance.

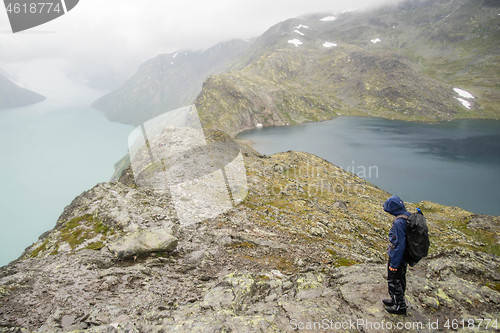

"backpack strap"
[395,214,408,221]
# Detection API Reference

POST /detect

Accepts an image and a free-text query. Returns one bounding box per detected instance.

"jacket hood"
[383,195,410,216]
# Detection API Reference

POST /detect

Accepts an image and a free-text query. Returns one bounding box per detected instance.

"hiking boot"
[385,305,407,316]
[382,299,394,306]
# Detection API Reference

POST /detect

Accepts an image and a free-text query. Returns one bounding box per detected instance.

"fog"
[0,0,403,94]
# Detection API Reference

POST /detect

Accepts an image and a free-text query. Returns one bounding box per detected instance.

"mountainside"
[0,131,498,331]
[196,0,500,134]
[91,40,251,125]
[196,45,460,134]
[94,0,500,130]
[0,73,46,110]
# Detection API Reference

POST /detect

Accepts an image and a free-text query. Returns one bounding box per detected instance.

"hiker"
[382,195,410,315]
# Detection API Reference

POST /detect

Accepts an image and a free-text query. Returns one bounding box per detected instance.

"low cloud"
[0,0,403,89]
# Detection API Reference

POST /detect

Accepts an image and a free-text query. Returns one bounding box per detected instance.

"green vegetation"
[49,244,59,256]
[59,214,108,249]
[326,247,358,267]
[27,213,115,258]
[486,282,500,293]
[85,241,105,250]
[30,240,49,258]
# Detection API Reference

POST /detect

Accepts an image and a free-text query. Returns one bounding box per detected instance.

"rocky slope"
[94,0,500,130]
[91,40,251,126]
[1,131,498,332]
[0,73,46,110]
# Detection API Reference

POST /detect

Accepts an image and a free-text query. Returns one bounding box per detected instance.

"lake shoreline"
[235,113,500,138]
[237,116,500,217]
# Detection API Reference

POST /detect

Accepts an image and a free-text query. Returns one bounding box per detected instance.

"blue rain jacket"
[384,195,410,269]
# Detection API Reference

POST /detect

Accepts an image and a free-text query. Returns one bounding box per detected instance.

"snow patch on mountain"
[320,16,337,22]
[456,98,471,109]
[341,8,357,14]
[288,39,303,47]
[453,88,474,99]
[323,42,337,48]
[294,24,310,29]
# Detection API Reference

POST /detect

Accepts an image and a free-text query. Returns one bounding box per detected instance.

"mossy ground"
[26,213,116,259]
[59,214,113,249]
[239,150,499,271]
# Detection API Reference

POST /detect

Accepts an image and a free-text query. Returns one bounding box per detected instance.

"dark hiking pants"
[387,260,407,308]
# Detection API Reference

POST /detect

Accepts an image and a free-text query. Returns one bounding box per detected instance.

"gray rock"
[60,314,76,328]
[421,296,439,310]
[202,286,234,309]
[333,201,348,210]
[108,228,178,258]
[468,215,499,233]
[295,259,305,267]
[310,226,324,237]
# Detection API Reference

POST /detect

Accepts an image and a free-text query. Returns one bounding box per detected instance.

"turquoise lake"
[238,117,500,216]
[0,94,132,267]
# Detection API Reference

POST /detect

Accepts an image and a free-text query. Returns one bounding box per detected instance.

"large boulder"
[108,228,178,258]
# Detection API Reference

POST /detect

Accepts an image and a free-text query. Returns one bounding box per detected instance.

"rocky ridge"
[0,131,498,332]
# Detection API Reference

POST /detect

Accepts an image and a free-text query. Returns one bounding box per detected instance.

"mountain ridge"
[91,39,252,125]
[93,0,500,129]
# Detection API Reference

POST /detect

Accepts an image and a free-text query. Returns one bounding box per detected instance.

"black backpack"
[398,210,430,266]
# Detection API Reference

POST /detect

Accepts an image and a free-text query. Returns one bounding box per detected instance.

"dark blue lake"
[238,117,500,216]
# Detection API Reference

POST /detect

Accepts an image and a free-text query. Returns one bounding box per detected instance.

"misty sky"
[0,0,401,95]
